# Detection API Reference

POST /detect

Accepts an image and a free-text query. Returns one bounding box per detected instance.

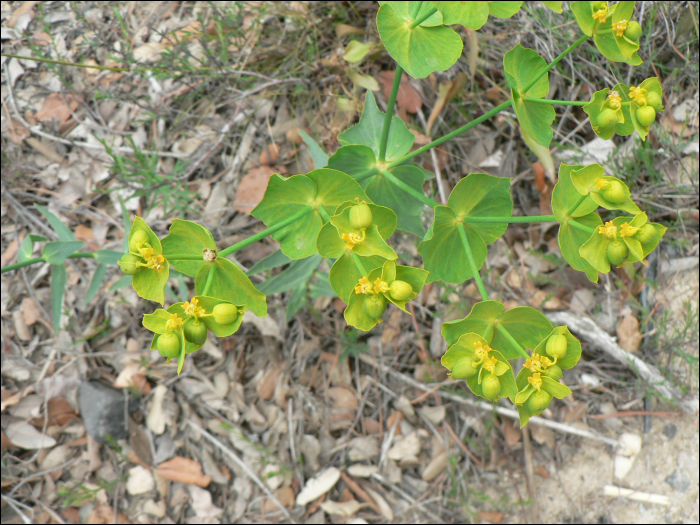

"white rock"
[126,466,154,495]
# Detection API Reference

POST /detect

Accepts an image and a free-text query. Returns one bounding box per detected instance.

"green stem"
[521,34,589,94]
[202,264,216,296]
[568,219,596,235]
[218,206,314,258]
[568,193,589,217]
[462,215,556,224]
[1,52,164,72]
[350,252,368,276]
[495,324,530,360]
[379,66,404,163]
[317,206,331,223]
[522,97,587,106]
[456,224,489,301]
[1,252,95,274]
[381,170,438,208]
[409,5,438,28]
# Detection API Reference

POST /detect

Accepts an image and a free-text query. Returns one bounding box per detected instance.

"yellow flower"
[340,231,365,250]
[539,355,555,368]
[146,253,166,272]
[483,355,498,372]
[528,372,543,390]
[594,177,610,191]
[474,341,492,362]
[607,90,622,110]
[183,297,205,317]
[373,278,389,294]
[524,353,543,373]
[354,276,373,295]
[613,20,628,37]
[620,222,639,237]
[165,313,184,331]
[139,246,155,260]
[629,86,648,106]
[592,6,609,23]
[598,221,618,239]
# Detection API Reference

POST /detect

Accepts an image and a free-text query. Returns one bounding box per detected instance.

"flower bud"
[634,223,655,244]
[636,105,656,127]
[363,294,387,319]
[600,180,626,203]
[213,303,238,325]
[389,280,413,301]
[129,230,149,252]
[184,320,208,345]
[452,357,478,380]
[482,374,501,400]
[349,203,373,230]
[527,389,552,413]
[623,20,642,41]
[597,108,618,129]
[545,364,563,381]
[546,334,568,359]
[607,241,629,265]
[119,253,140,275]
[645,92,662,112]
[157,332,181,358]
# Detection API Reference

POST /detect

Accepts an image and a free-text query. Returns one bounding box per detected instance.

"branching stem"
[457,224,489,302]
[379,66,403,162]
[495,324,531,360]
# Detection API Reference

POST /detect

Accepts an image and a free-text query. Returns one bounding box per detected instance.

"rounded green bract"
[452,357,478,380]
[597,108,618,129]
[213,303,238,325]
[636,105,656,127]
[601,180,626,204]
[645,91,662,112]
[482,374,501,400]
[157,332,181,358]
[546,364,563,381]
[184,320,208,345]
[349,203,373,230]
[363,294,387,319]
[591,1,607,13]
[119,253,140,275]
[389,280,413,301]
[129,230,149,252]
[634,223,656,244]
[607,241,629,265]
[624,20,642,41]
[546,335,568,359]
[527,389,552,413]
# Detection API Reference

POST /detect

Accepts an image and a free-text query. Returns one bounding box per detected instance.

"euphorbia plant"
[2,1,666,426]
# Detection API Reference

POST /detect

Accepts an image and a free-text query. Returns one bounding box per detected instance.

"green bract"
[570,164,641,215]
[127,216,170,305]
[161,220,217,277]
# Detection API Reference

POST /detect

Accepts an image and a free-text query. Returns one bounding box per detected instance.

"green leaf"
[18,235,34,263]
[593,12,642,65]
[540,1,562,13]
[110,275,133,292]
[542,376,572,398]
[257,255,322,295]
[570,164,641,214]
[583,85,635,140]
[161,220,217,277]
[132,261,170,305]
[441,332,483,370]
[432,1,489,29]
[286,281,308,321]
[94,250,124,265]
[83,262,108,305]
[195,258,267,317]
[174,297,244,338]
[488,1,523,18]
[532,326,582,369]
[35,204,75,241]
[629,77,663,141]
[338,92,415,162]
[559,212,602,282]
[367,260,429,313]
[246,249,293,276]
[579,224,612,273]
[443,301,504,345]
[328,253,386,302]
[550,164,594,220]
[344,289,383,331]
[376,3,463,79]
[334,201,398,239]
[50,262,67,333]
[343,40,373,63]
[612,1,640,59]
[570,0,596,36]
[142,309,171,334]
[43,241,85,264]
[309,272,336,299]
[466,349,517,401]
[299,130,329,169]
[379,1,444,26]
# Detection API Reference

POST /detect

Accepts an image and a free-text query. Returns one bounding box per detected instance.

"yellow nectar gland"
[620,222,640,237]
[528,372,543,391]
[524,353,543,373]
[629,86,648,106]
[613,20,628,37]
[183,298,205,318]
[539,355,556,368]
[373,278,389,294]
[592,6,609,23]
[165,313,184,331]
[473,341,493,366]
[594,177,610,191]
[354,276,374,295]
[482,355,498,373]
[598,221,618,239]
[607,90,622,110]
[341,231,365,250]
[139,245,166,272]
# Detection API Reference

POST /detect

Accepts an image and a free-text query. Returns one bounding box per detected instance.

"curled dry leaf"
[320,499,363,517]
[259,143,281,166]
[233,165,286,214]
[21,297,41,326]
[426,73,468,135]
[328,386,359,410]
[296,467,341,506]
[5,421,56,449]
[422,451,448,481]
[379,70,422,114]
[156,456,212,487]
[617,314,642,352]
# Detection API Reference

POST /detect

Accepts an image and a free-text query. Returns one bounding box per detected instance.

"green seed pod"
[482,374,501,400]
[349,203,373,230]
[546,364,563,381]
[184,320,208,345]
[623,20,642,41]
[591,1,607,12]
[597,108,618,129]
[157,332,181,358]
[129,230,149,252]
[607,241,629,265]
[118,253,140,275]
[362,294,387,319]
[634,223,656,244]
[636,105,656,127]
[546,334,568,359]
[452,357,478,380]
[213,303,239,325]
[601,180,626,204]
[389,280,413,301]
[645,91,662,112]
[527,389,553,413]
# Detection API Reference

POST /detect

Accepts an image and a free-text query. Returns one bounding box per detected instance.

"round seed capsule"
[129,230,149,253]
[546,334,568,359]
[607,241,629,265]
[213,303,238,325]
[482,374,501,400]
[634,223,656,244]
[389,280,413,301]
[527,389,553,413]
[157,332,181,358]
[546,364,563,381]
[119,253,140,275]
[349,203,373,230]
[362,294,387,319]
[636,105,656,127]
[597,108,618,129]
[645,91,662,112]
[601,180,626,203]
[452,357,478,380]
[184,320,208,345]
[623,20,642,41]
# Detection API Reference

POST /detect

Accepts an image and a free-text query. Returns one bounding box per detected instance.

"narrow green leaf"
[35,204,75,241]
[299,130,329,169]
[94,250,124,265]
[110,275,133,292]
[43,241,85,264]
[50,263,67,333]
[18,235,34,264]
[83,262,108,305]
[286,281,308,321]
[257,255,322,295]
[246,249,293,276]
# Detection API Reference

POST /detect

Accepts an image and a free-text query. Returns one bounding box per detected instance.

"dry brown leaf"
[1,431,12,450]
[336,24,365,38]
[426,73,468,135]
[340,471,382,514]
[30,397,78,427]
[617,314,642,352]
[530,425,555,449]
[1,239,20,267]
[478,510,504,524]
[534,465,550,478]
[86,504,131,524]
[259,143,281,165]
[379,71,422,114]
[61,507,80,524]
[320,499,363,517]
[422,451,448,481]
[327,386,358,410]
[264,486,295,512]
[386,411,403,435]
[659,114,698,137]
[257,366,281,400]
[74,224,94,242]
[12,310,32,342]
[296,467,341,506]
[35,93,79,124]
[156,456,212,487]
[232,165,285,214]
[7,120,30,144]
[381,308,401,344]
[8,1,37,28]
[501,419,521,446]
[21,297,41,326]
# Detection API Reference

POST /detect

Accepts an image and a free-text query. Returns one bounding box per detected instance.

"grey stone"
[78,381,138,444]
[665,469,691,492]
[662,424,677,440]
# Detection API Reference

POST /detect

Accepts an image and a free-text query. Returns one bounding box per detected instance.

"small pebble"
[662,424,677,440]
[665,469,690,492]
